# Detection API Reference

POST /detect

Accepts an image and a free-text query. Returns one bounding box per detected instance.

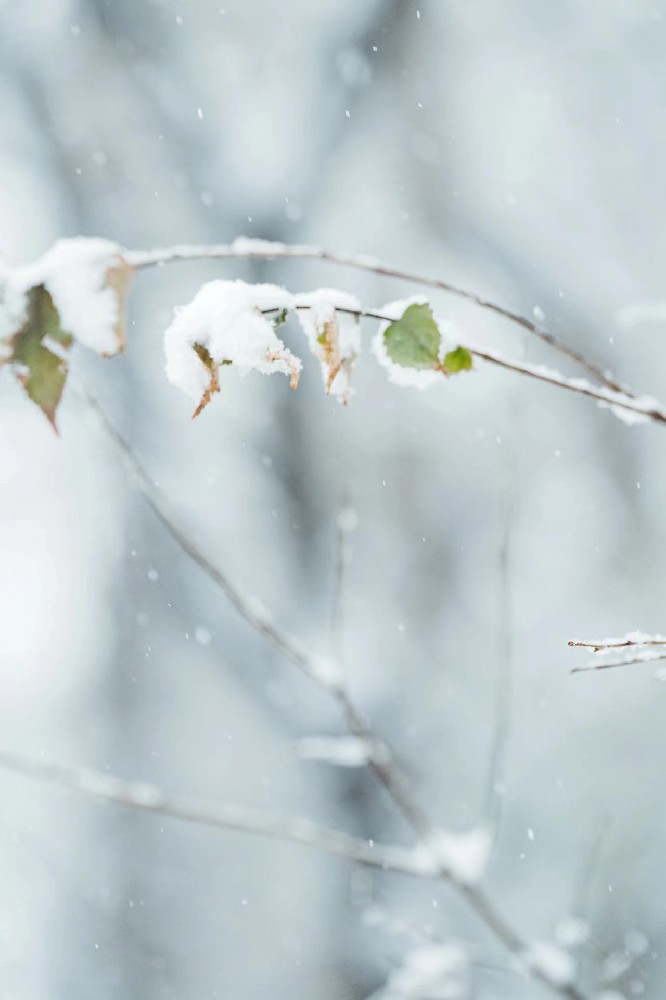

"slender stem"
[78,385,428,837]
[571,650,666,674]
[0,750,423,875]
[125,238,624,393]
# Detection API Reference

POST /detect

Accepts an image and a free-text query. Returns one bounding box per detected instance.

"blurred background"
[1,1,665,997]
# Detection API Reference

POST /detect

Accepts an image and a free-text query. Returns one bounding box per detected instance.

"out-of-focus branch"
[78,390,589,1000]
[0,743,585,999]
[126,237,624,393]
[0,750,423,875]
[78,386,429,839]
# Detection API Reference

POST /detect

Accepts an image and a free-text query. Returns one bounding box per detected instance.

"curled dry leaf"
[295,289,361,405]
[102,256,135,355]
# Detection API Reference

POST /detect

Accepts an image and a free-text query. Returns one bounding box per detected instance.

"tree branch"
[568,634,666,651]
[78,385,429,838]
[284,302,666,427]
[125,237,625,394]
[0,750,423,875]
[571,650,666,674]
[77,388,589,1000]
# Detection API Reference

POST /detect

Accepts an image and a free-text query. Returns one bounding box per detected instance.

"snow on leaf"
[294,289,361,404]
[164,279,301,417]
[11,286,73,428]
[0,238,133,426]
[297,735,371,767]
[20,238,132,356]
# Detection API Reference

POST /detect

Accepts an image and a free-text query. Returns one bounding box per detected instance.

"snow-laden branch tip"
[126,235,625,394]
[568,631,666,651]
[569,631,666,673]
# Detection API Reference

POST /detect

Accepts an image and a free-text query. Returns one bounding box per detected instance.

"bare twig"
[0,750,423,875]
[78,385,430,838]
[572,650,666,673]
[76,391,590,1000]
[125,237,624,393]
[0,746,584,999]
[571,650,666,674]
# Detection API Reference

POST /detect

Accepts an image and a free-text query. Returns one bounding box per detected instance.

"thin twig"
[568,636,666,652]
[77,390,589,1000]
[125,237,625,393]
[77,385,430,838]
[0,747,584,1000]
[0,750,423,875]
[571,650,666,674]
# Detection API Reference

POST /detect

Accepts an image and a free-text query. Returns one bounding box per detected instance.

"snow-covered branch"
[126,236,624,393]
[2,236,663,431]
[288,301,666,427]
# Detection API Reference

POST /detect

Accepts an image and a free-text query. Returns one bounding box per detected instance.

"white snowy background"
[0,1,665,997]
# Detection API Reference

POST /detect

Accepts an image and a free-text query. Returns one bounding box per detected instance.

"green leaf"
[383,303,441,369]
[273,308,289,328]
[442,346,473,374]
[12,285,73,429]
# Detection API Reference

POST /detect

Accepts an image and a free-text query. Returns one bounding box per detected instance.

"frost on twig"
[164,279,302,416]
[294,288,361,404]
[0,238,133,426]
